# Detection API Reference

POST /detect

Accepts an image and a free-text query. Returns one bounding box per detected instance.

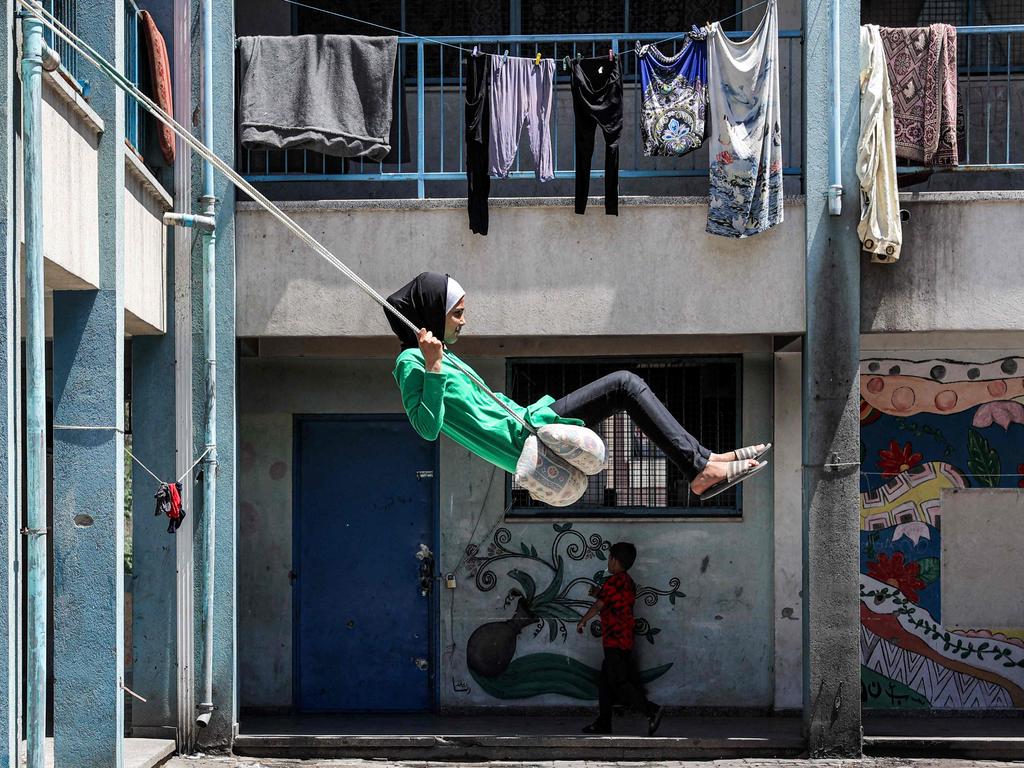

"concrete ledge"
[899,189,1024,203]
[18,737,175,767]
[42,67,104,136]
[236,193,807,213]
[125,145,173,211]
[233,733,807,761]
[864,736,1024,761]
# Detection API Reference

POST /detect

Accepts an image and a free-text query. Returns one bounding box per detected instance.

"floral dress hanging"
[636,29,708,157]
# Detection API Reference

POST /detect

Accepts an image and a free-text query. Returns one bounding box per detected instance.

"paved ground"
[166,759,1024,768]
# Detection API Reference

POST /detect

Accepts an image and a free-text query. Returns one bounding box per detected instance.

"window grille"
[506,356,742,517]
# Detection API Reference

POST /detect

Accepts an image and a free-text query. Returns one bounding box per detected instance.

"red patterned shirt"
[598,571,636,650]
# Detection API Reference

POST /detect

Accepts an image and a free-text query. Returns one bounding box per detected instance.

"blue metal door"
[294,415,436,712]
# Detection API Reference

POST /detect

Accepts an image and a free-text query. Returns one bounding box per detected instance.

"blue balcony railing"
[239,30,804,198]
[898,24,1024,174]
[43,0,79,83]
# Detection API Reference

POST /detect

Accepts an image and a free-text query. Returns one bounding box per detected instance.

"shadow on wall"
[859,353,1024,710]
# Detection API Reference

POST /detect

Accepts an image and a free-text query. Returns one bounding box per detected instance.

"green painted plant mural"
[464,523,684,700]
[967,428,1001,487]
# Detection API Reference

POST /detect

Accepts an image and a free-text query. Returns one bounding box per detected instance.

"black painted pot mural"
[462,523,684,700]
[466,598,536,678]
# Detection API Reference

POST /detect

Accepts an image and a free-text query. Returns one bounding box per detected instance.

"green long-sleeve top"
[393,348,583,474]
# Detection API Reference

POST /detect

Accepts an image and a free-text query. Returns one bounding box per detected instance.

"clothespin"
[562,55,569,71]
[608,48,614,61]
[503,49,509,63]
[535,51,542,66]
[472,45,479,57]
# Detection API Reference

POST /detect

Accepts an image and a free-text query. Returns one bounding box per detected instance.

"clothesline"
[278,0,771,58]
[51,424,210,487]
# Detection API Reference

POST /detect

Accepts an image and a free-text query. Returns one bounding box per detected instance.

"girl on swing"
[386,272,769,501]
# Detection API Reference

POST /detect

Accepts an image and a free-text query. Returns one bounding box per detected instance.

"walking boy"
[577,541,664,735]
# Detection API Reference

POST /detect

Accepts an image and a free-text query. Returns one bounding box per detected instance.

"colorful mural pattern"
[860,356,1024,709]
[462,523,684,700]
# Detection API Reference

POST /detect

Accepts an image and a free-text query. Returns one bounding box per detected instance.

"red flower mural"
[877,440,923,478]
[867,552,927,603]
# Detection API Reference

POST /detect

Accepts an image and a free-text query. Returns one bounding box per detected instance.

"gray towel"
[238,34,398,161]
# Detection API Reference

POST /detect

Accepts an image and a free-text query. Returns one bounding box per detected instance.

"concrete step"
[864,735,1024,761]
[233,732,808,761]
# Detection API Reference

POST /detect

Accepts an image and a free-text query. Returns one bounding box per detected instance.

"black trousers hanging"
[466,54,491,235]
[549,371,712,482]
[571,57,623,216]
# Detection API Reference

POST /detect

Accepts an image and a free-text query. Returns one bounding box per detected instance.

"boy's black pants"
[597,647,656,723]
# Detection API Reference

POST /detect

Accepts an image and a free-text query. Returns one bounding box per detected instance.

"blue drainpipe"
[195,0,218,730]
[19,7,58,768]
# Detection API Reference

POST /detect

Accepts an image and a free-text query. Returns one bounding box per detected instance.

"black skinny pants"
[549,371,711,482]
[571,57,623,216]
[597,648,657,723]
[465,55,491,235]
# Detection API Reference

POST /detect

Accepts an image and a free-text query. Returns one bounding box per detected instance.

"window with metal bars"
[44,0,79,81]
[505,357,742,518]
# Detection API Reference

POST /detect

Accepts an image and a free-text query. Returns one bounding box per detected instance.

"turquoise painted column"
[51,0,127,765]
[801,0,862,756]
[0,0,20,764]
[130,291,178,734]
[191,0,236,749]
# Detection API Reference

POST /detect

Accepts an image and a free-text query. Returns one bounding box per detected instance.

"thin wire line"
[280,0,471,53]
[279,0,771,60]
[52,424,125,432]
[124,446,162,485]
[51,426,210,485]
[177,447,212,485]
[618,0,770,55]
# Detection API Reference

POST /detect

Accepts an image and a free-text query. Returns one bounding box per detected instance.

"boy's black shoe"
[647,705,664,736]
[582,720,612,734]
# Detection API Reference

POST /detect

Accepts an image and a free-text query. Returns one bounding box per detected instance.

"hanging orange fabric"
[139,10,175,165]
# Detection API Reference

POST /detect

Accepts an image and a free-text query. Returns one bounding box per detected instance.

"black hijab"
[385,271,450,350]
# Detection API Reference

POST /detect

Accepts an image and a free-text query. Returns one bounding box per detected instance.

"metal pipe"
[20,7,47,767]
[828,0,842,215]
[195,0,217,730]
[40,42,59,72]
[162,212,215,232]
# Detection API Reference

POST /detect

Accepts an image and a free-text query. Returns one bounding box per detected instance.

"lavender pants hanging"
[488,57,555,181]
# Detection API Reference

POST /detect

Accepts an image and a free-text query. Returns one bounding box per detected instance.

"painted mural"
[460,523,684,700]
[860,355,1024,709]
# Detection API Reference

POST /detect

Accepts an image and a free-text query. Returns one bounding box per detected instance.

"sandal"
[734,443,772,461]
[697,459,769,501]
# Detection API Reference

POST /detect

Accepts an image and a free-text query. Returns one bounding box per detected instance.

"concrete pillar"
[129,332,178,735]
[773,345,803,712]
[51,0,126,764]
[801,0,862,756]
[191,0,236,749]
[0,1,20,763]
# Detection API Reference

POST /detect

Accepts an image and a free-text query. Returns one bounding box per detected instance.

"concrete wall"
[124,151,172,335]
[858,334,1024,710]
[237,339,799,712]
[235,199,807,339]
[16,70,103,291]
[861,193,1024,333]
[15,68,172,336]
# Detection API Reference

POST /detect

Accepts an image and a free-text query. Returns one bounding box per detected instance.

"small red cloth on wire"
[154,481,186,533]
